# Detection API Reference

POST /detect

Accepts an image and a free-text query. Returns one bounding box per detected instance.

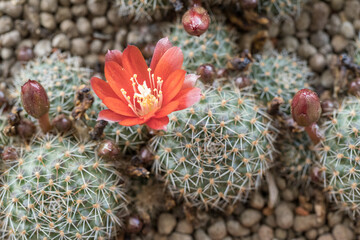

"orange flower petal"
[162,69,186,105]
[105,50,123,67]
[119,117,148,126]
[182,74,199,89]
[98,109,127,122]
[103,97,136,117]
[150,37,172,71]
[174,87,202,111]
[91,77,118,101]
[155,100,179,118]
[154,46,184,81]
[146,116,169,130]
[105,61,134,101]
[122,45,149,86]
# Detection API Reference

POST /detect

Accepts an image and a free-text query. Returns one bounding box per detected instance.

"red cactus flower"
[291,89,321,127]
[91,37,201,130]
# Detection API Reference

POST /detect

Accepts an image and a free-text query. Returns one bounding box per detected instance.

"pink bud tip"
[182,6,210,37]
[21,80,50,119]
[291,89,321,127]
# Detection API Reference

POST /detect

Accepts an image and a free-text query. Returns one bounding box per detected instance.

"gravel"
[332,224,354,240]
[207,219,227,240]
[227,220,250,237]
[240,209,262,227]
[158,213,177,235]
[176,220,193,234]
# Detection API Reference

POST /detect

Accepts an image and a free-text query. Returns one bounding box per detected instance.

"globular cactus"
[151,84,277,208]
[250,52,311,115]
[0,135,127,239]
[11,52,93,119]
[167,21,239,71]
[279,131,316,185]
[317,97,360,215]
[12,52,147,153]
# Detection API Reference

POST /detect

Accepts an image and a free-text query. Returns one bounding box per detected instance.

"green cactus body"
[250,52,311,115]
[0,135,127,239]
[317,97,360,215]
[167,22,238,72]
[280,131,316,184]
[151,84,277,208]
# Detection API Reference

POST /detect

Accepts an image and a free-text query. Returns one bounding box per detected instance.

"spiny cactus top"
[91,37,201,130]
[0,135,127,240]
[250,52,311,115]
[167,21,239,71]
[12,52,93,119]
[317,97,360,215]
[151,84,277,208]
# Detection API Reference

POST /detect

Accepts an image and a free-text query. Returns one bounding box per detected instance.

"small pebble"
[297,43,317,59]
[40,13,56,30]
[275,202,294,229]
[0,16,13,34]
[207,219,227,240]
[310,31,329,48]
[169,233,192,240]
[227,220,250,237]
[1,30,21,48]
[309,53,326,72]
[240,209,262,228]
[34,39,52,56]
[158,213,177,235]
[332,224,354,240]
[275,228,287,239]
[296,11,311,31]
[318,234,335,240]
[331,35,348,53]
[344,0,360,20]
[310,2,330,31]
[52,33,70,50]
[258,225,274,240]
[194,229,211,240]
[71,38,88,56]
[250,192,265,210]
[176,220,193,234]
[340,21,355,39]
[76,17,92,35]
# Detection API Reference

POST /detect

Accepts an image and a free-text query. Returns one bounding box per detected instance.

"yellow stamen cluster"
[121,68,163,116]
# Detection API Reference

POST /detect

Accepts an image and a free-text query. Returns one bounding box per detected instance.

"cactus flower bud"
[197,64,216,84]
[21,80,52,133]
[182,6,210,37]
[21,80,49,119]
[97,139,121,161]
[240,0,258,9]
[291,89,321,127]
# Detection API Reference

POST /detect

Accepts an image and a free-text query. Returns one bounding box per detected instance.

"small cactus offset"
[317,97,360,215]
[279,131,316,184]
[250,52,311,115]
[0,135,127,239]
[167,21,239,71]
[151,84,277,208]
[12,52,93,119]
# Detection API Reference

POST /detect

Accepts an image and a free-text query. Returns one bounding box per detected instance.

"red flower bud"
[240,0,258,10]
[182,6,210,37]
[197,64,216,84]
[291,89,321,127]
[21,80,50,119]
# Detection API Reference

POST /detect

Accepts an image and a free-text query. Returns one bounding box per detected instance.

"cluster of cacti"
[250,52,311,115]
[260,0,301,18]
[0,135,127,239]
[116,0,171,22]
[151,84,277,207]
[166,21,239,71]
[316,97,360,215]
[279,131,316,184]
[11,52,93,119]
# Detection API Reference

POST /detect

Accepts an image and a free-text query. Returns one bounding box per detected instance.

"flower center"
[120,68,163,116]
